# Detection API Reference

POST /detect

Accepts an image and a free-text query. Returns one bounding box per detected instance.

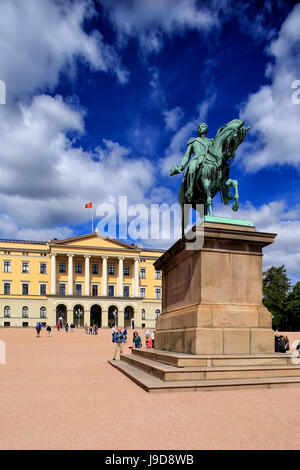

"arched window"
[141,309,146,321]
[22,306,28,318]
[155,309,161,320]
[4,306,10,318]
[40,307,46,318]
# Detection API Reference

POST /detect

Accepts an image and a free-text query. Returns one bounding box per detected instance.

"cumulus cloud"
[0,0,128,101]
[163,107,184,131]
[99,0,225,54]
[0,94,155,239]
[239,4,300,172]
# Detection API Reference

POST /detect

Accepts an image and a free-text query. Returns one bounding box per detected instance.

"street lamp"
[76,308,83,328]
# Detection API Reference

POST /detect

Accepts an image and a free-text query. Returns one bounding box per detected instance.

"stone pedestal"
[154,219,276,355]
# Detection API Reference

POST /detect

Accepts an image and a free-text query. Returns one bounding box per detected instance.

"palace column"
[84,255,91,296]
[102,309,108,327]
[101,256,108,296]
[68,254,74,296]
[50,253,57,295]
[134,257,139,297]
[117,257,124,296]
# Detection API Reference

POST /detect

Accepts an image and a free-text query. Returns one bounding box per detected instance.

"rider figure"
[170,122,212,202]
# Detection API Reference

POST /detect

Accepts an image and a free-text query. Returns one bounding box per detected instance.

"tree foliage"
[262,265,291,330]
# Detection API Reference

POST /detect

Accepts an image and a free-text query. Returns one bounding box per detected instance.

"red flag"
[85,202,93,208]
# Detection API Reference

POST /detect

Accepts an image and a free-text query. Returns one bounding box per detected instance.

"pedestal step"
[132,348,293,367]
[122,353,300,382]
[108,359,300,393]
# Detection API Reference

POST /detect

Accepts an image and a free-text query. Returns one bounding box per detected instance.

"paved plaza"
[0,328,299,450]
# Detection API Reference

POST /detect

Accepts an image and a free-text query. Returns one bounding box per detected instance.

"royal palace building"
[0,232,164,329]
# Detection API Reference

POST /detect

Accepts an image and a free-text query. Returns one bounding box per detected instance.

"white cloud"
[239,4,300,171]
[214,200,300,281]
[99,0,224,54]
[0,0,128,102]
[163,107,184,131]
[0,94,155,239]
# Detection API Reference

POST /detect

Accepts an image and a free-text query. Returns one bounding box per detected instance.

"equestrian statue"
[170,119,249,236]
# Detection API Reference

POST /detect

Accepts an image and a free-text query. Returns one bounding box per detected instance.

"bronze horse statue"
[171,119,249,236]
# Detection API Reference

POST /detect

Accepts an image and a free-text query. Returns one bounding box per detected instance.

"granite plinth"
[154,220,276,355]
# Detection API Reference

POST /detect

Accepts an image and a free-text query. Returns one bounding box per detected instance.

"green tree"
[262,265,291,330]
[285,282,300,331]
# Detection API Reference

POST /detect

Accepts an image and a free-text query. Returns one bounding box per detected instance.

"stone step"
[121,354,300,382]
[108,359,300,393]
[132,348,294,367]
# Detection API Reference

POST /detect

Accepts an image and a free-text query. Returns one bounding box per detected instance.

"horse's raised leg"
[224,179,239,211]
[202,179,213,216]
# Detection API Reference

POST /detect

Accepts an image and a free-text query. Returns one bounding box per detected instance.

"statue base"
[154,219,276,355]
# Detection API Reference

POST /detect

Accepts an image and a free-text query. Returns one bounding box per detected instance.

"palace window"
[142,309,146,321]
[40,284,47,296]
[22,262,29,273]
[155,288,161,300]
[108,285,115,297]
[22,306,28,318]
[3,261,11,273]
[123,265,130,276]
[92,263,98,274]
[75,284,82,296]
[59,283,66,296]
[155,309,161,320]
[140,287,146,298]
[108,264,115,275]
[139,268,146,279]
[4,306,10,318]
[92,284,98,296]
[123,285,130,297]
[155,270,162,280]
[40,263,47,274]
[40,307,47,318]
[22,283,29,296]
[59,262,66,273]
[4,283,10,295]
[75,263,82,274]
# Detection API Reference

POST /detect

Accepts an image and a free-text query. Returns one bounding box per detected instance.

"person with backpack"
[36,322,42,337]
[112,328,124,360]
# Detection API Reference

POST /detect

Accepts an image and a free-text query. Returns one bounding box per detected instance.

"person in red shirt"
[145,334,152,348]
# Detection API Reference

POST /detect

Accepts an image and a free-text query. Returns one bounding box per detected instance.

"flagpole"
[92,203,94,233]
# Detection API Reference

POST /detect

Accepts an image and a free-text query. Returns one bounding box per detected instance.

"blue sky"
[0,0,299,281]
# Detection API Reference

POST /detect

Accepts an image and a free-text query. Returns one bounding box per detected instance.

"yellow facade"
[0,233,163,329]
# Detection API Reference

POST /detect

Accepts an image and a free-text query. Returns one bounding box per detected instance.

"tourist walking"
[112,328,124,360]
[85,323,89,334]
[70,323,75,333]
[57,321,60,331]
[46,325,51,336]
[132,331,142,349]
[65,322,69,333]
[36,322,42,337]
